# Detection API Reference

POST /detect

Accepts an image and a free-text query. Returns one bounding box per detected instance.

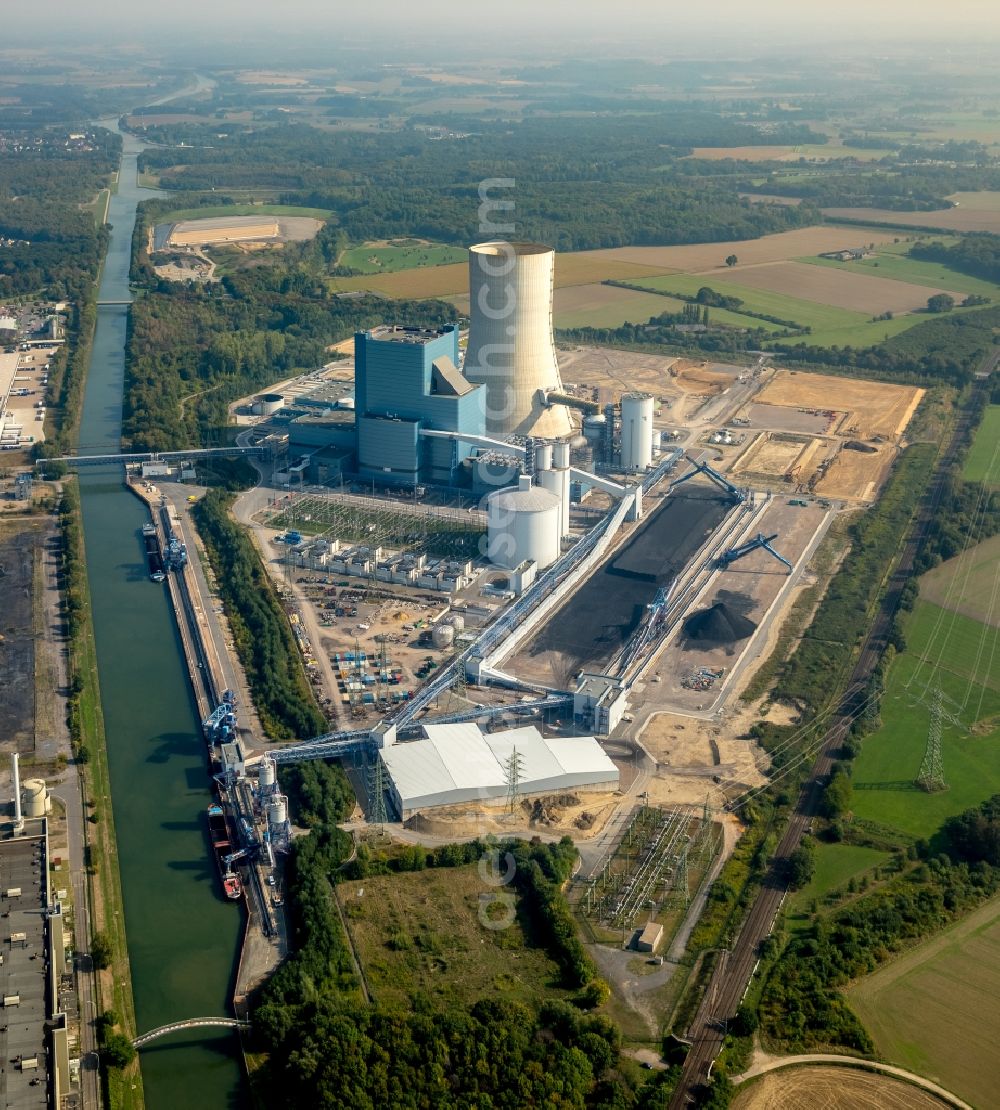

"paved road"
[668,381,988,1107]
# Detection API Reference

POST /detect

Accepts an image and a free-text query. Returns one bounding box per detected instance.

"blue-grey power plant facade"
[354,324,484,486]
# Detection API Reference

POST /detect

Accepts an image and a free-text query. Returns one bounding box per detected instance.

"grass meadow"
[851,601,1000,838]
[962,405,1000,487]
[847,895,1000,1110]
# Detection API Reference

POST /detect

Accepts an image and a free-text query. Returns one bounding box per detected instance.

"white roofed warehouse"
[379,723,619,818]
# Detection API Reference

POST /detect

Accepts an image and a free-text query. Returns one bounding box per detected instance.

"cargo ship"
[141,522,166,582]
[207,802,243,901]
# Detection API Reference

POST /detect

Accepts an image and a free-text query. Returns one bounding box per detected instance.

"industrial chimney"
[12,752,23,832]
[464,241,572,438]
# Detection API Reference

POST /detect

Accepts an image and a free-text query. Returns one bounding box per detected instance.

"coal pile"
[683,602,757,645]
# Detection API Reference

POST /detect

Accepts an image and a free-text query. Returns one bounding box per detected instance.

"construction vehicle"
[717,532,793,573]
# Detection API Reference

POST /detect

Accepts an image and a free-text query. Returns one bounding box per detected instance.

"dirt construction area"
[815,442,897,502]
[732,1067,951,1110]
[755,370,924,440]
[731,433,826,483]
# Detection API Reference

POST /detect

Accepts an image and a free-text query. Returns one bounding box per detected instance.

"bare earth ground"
[918,534,1000,629]
[731,433,825,481]
[711,259,965,314]
[816,444,897,503]
[732,1067,950,1110]
[822,202,1000,234]
[756,370,924,440]
[572,227,900,274]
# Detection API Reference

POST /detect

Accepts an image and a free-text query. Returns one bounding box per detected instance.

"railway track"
[668,380,989,1106]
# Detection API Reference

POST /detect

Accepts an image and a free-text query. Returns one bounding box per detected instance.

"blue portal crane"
[718,532,792,573]
[669,456,745,502]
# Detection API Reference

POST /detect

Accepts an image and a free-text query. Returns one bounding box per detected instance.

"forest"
[122,268,454,450]
[133,115,819,252]
[252,756,664,1108]
[910,234,1000,284]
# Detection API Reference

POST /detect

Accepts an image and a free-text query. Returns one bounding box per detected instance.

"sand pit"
[815,443,895,502]
[732,1066,950,1110]
[756,370,923,440]
[732,433,824,483]
[674,362,736,395]
[402,791,621,840]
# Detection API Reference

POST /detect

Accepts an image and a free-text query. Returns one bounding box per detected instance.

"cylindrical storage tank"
[620,393,654,472]
[534,442,553,473]
[583,414,606,444]
[487,475,561,571]
[251,400,265,416]
[267,797,288,826]
[432,623,456,649]
[259,393,284,416]
[448,614,466,633]
[553,441,570,470]
[463,242,572,438]
[22,778,47,818]
[259,757,277,791]
[537,466,570,538]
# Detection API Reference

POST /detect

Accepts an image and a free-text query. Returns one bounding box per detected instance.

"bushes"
[192,491,326,740]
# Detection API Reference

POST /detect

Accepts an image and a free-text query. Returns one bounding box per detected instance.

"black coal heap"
[683,602,757,644]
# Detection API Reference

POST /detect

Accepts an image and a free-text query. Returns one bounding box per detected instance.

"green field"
[851,601,1000,837]
[553,287,786,331]
[339,864,568,1011]
[847,895,1000,1110]
[158,203,332,223]
[340,241,468,274]
[801,250,1000,300]
[962,405,1000,486]
[920,534,1000,629]
[787,843,890,924]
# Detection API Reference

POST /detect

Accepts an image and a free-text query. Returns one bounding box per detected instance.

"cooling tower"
[464,241,573,438]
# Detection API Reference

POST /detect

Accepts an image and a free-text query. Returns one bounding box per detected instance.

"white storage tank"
[432,623,456,649]
[22,778,48,818]
[534,442,553,472]
[267,796,288,827]
[259,757,277,791]
[620,393,654,472]
[259,393,284,416]
[447,613,466,633]
[487,475,561,571]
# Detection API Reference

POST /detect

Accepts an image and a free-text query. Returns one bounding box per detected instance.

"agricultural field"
[339,240,468,274]
[802,248,1000,301]
[846,896,1000,1110]
[851,601,1000,838]
[338,864,568,1012]
[755,370,924,440]
[624,271,935,348]
[786,843,890,925]
[156,203,332,223]
[962,404,1000,487]
[689,143,895,162]
[920,534,1000,630]
[824,194,1000,233]
[552,285,690,329]
[712,260,964,315]
[732,1066,950,1110]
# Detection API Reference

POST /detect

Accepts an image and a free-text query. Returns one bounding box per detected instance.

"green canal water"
[76,123,247,1108]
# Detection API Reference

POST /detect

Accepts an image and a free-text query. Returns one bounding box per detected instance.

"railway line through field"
[668,379,990,1106]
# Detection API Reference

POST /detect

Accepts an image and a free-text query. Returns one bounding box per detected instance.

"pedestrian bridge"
[133,1017,250,1049]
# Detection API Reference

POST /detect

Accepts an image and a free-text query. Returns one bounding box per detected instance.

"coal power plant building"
[463,241,572,439]
[355,324,485,486]
[380,723,619,817]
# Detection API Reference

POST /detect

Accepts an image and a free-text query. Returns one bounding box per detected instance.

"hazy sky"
[8,0,1000,45]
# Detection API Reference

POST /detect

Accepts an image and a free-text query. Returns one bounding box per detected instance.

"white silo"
[464,242,572,438]
[620,393,654,472]
[534,442,553,473]
[267,796,288,827]
[259,757,277,793]
[432,623,456,649]
[538,440,572,537]
[487,475,561,571]
[22,778,48,818]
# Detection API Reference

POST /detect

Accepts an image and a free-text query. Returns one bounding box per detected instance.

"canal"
[76,119,246,1107]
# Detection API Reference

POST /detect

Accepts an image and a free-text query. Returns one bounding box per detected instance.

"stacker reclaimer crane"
[717,532,792,573]
[669,456,746,502]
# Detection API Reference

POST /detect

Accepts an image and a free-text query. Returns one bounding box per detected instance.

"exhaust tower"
[464,241,572,438]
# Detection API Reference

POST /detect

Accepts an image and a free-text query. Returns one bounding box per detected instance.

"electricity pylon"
[504,747,526,814]
[915,688,948,793]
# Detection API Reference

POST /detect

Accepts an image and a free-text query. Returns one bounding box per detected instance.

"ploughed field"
[509,486,731,688]
[732,1066,950,1110]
